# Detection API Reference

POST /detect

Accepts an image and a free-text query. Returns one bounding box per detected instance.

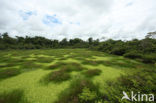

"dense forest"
[0,32,156,64]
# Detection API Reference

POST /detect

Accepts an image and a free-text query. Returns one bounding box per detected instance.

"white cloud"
[0,0,156,40]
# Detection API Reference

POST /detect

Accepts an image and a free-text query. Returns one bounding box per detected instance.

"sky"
[0,0,156,40]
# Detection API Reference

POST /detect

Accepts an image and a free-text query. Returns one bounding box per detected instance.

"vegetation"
[0,32,156,64]
[104,66,156,102]
[0,89,26,103]
[44,70,71,83]
[55,76,101,103]
[0,68,21,81]
[83,69,102,78]
[0,31,156,103]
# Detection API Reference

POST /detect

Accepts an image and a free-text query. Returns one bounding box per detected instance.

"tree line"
[0,32,156,63]
[0,32,99,49]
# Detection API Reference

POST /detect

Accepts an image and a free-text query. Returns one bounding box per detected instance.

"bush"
[61,63,84,72]
[110,47,126,55]
[48,62,84,71]
[0,44,6,50]
[83,69,101,77]
[142,55,156,64]
[55,76,101,103]
[104,68,156,102]
[0,68,21,80]
[48,62,66,69]
[48,70,70,83]
[0,89,25,103]
[123,51,142,59]
[79,87,97,102]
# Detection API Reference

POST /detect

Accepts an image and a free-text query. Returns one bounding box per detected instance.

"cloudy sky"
[0,0,156,40]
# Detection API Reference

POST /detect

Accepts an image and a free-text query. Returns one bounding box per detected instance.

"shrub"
[48,70,70,83]
[36,57,53,63]
[61,63,84,72]
[79,87,97,102]
[0,68,21,80]
[48,62,84,72]
[123,51,142,59]
[20,61,42,70]
[83,69,101,77]
[142,55,156,64]
[48,62,65,69]
[104,69,156,102]
[0,44,6,50]
[0,89,25,103]
[55,76,101,103]
[82,60,103,66]
[110,47,126,55]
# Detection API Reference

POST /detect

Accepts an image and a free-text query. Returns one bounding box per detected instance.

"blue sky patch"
[69,22,80,25]
[42,14,62,27]
[126,2,133,7]
[19,10,37,20]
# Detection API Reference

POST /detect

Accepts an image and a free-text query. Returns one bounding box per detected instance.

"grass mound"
[42,70,71,84]
[82,60,100,66]
[48,62,85,72]
[0,89,25,103]
[49,70,70,83]
[48,62,66,69]
[36,57,53,63]
[83,69,102,77]
[43,62,85,83]
[0,68,21,80]
[55,76,102,103]
[61,63,84,72]
[20,61,42,70]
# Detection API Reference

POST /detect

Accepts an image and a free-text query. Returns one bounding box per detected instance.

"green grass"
[0,49,155,103]
[0,89,26,103]
[55,76,101,103]
[0,68,21,81]
[42,69,71,84]
[83,69,102,78]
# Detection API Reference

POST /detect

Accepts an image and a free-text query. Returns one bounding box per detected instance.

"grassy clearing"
[0,49,155,103]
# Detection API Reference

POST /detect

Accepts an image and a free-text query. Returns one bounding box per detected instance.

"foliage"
[142,54,156,64]
[0,89,26,103]
[83,69,101,77]
[55,76,101,103]
[0,49,155,103]
[44,70,71,83]
[123,51,142,59]
[103,67,156,103]
[0,68,21,80]
[1,32,156,64]
[110,47,126,55]
[79,87,97,103]
[48,62,84,72]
